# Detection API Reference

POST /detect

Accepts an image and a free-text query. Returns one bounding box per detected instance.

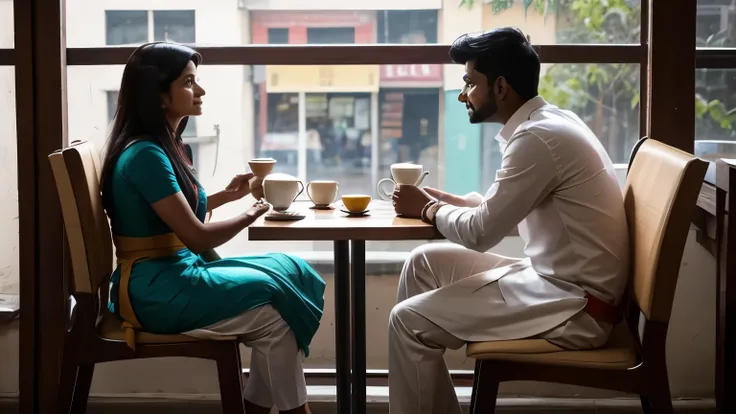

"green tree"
[695,21,736,141]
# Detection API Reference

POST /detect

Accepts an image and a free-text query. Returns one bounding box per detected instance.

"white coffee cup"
[376,163,430,201]
[263,173,305,211]
[306,180,339,206]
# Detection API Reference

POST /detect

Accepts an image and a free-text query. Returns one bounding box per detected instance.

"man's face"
[458,60,497,124]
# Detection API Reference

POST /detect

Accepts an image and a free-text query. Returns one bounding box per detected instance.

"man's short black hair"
[449,27,540,100]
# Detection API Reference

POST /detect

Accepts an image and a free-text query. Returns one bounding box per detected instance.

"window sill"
[297,250,407,275]
[0,294,19,325]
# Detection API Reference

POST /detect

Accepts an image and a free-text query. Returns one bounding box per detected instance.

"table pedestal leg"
[351,240,367,414]
[334,240,351,414]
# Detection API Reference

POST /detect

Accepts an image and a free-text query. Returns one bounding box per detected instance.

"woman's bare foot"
[280,403,312,414]
[244,399,272,414]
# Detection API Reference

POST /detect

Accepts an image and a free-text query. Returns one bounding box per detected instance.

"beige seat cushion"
[98,312,236,344]
[466,325,639,370]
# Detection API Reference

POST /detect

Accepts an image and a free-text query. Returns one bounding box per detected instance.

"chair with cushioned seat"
[49,141,245,414]
[466,137,708,414]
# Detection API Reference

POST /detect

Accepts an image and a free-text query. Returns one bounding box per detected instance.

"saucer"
[264,210,306,221]
[310,204,335,210]
[340,208,370,217]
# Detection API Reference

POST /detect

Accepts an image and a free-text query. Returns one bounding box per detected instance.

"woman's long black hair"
[100,42,202,214]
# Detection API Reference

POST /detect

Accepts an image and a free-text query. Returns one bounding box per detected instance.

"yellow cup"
[341,194,371,212]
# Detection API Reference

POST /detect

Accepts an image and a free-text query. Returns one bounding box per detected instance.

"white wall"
[0,0,19,295]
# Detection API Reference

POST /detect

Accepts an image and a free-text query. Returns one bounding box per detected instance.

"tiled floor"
[0,387,716,414]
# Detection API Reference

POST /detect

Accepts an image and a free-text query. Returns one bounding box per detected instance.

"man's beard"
[468,101,497,124]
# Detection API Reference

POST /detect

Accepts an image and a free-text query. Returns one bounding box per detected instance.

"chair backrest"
[623,138,708,323]
[49,141,113,319]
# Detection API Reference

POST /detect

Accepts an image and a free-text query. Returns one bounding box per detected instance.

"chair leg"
[58,358,78,414]
[640,395,652,414]
[70,364,94,414]
[469,360,499,414]
[639,389,673,414]
[216,342,246,414]
[640,360,673,414]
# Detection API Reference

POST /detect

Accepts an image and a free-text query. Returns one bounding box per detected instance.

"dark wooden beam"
[696,48,736,68]
[639,0,650,140]
[0,49,13,65]
[35,0,68,409]
[14,0,37,411]
[15,0,68,413]
[66,44,643,66]
[646,0,696,153]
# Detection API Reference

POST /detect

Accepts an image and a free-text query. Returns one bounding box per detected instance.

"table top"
[248,200,443,241]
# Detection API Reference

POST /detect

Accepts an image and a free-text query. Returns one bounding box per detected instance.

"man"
[388,27,630,414]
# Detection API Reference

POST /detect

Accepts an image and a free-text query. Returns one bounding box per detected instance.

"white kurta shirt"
[434,96,630,344]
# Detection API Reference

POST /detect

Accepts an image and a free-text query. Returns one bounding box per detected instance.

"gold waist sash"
[113,232,185,350]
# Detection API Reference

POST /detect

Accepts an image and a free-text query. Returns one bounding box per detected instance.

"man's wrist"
[420,201,434,223]
[421,200,446,225]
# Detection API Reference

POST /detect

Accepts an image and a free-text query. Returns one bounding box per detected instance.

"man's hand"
[392,185,435,218]
[423,187,476,207]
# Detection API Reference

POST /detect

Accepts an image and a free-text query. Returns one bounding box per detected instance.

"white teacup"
[263,173,305,211]
[306,180,339,206]
[376,163,430,201]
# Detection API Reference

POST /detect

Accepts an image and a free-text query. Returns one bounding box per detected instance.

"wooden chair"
[49,141,245,414]
[466,137,709,414]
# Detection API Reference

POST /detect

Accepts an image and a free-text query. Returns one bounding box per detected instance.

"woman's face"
[163,60,206,119]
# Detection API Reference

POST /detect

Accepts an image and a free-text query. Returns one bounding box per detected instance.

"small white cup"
[306,180,339,206]
[376,163,430,201]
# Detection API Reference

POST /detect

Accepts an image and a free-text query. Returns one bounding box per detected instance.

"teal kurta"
[106,140,325,356]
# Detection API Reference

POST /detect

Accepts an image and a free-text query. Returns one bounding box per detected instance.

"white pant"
[388,243,609,414]
[184,305,307,411]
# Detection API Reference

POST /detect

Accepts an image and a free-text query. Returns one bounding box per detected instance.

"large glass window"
[69,62,637,247]
[695,0,736,160]
[72,60,640,369]
[64,0,646,371]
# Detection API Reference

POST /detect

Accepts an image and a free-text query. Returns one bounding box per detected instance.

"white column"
[298,91,307,182]
[371,91,380,194]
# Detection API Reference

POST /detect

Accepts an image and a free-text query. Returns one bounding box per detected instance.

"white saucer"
[264,210,306,221]
[340,208,370,217]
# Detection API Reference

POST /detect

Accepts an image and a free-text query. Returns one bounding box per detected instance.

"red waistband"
[583,292,623,325]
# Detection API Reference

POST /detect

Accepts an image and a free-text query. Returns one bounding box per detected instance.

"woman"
[100,42,324,414]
